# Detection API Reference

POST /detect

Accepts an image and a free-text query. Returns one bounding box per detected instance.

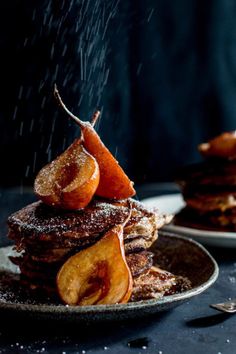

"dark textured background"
[1,0,236,187]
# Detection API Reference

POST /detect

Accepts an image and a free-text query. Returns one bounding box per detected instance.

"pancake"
[131,266,191,302]
[8,198,165,249]
[183,192,236,213]
[174,206,236,232]
[130,266,176,301]
[23,247,73,263]
[176,159,236,189]
[126,251,153,277]
[11,250,154,284]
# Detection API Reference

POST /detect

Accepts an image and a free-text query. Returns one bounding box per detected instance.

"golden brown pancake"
[8,199,164,249]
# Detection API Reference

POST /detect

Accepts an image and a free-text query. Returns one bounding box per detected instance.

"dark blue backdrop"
[1,0,236,186]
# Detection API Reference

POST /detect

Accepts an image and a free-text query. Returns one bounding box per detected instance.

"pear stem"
[90,110,101,126]
[54,84,100,128]
[54,84,83,127]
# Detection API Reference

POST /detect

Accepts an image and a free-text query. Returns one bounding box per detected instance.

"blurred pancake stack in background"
[175,132,236,231]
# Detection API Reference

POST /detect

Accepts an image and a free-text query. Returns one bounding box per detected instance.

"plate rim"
[0,232,219,315]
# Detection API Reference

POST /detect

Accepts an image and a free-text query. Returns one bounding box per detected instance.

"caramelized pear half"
[199,131,236,159]
[34,140,100,210]
[80,117,135,200]
[56,224,133,306]
[54,85,136,200]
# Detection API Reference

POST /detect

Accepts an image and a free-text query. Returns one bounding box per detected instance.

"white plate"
[142,194,236,248]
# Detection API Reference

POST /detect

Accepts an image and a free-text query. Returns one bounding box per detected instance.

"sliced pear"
[56,224,133,306]
[54,85,136,200]
[34,139,100,210]
[80,119,135,200]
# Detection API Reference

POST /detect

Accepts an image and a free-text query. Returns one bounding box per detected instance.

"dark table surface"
[0,184,235,354]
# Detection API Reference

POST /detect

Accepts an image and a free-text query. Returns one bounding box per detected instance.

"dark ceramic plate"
[0,232,218,324]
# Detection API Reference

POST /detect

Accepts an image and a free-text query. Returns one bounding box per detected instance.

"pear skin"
[34,140,100,210]
[56,224,133,306]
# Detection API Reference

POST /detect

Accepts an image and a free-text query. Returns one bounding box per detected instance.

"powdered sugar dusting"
[8,199,133,239]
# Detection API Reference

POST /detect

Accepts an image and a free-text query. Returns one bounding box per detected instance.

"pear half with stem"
[34,139,100,210]
[54,85,136,200]
[56,223,133,306]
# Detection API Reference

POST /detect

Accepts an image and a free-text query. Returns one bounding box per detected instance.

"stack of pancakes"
[176,152,236,231]
[8,198,176,302]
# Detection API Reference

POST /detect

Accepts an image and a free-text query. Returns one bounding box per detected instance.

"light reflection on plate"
[142,194,236,248]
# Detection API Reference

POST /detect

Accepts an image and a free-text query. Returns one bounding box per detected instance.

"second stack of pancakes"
[176,132,236,231]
